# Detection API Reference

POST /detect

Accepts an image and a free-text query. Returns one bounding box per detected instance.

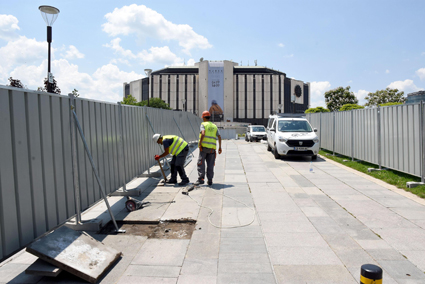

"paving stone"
[274,265,357,284]
[116,275,177,284]
[379,260,425,281]
[124,265,180,277]
[218,252,270,263]
[366,249,407,261]
[0,263,42,283]
[185,232,220,259]
[218,260,273,274]
[220,237,267,254]
[180,259,217,276]
[217,273,276,284]
[264,232,328,247]
[177,275,217,284]
[269,247,342,265]
[398,250,425,271]
[132,239,189,266]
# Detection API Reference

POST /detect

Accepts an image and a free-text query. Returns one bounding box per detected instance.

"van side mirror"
[270,128,275,132]
[314,128,317,132]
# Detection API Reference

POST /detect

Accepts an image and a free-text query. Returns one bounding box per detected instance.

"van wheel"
[273,146,280,159]
[267,144,272,151]
[312,155,317,160]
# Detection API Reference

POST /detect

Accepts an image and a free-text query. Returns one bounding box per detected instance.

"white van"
[266,113,319,160]
[245,125,267,142]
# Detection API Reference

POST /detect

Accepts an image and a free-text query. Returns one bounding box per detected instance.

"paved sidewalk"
[1,139,425,283]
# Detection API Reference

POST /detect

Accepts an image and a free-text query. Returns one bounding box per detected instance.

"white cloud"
[105,37,183,65]
[416,68,425,81]
[283,54,294,58]
[385,69,390,74]
[310,81,331,108]
[387,79,423,93]
[8,59,143,102]
[186,58,196,66]
[0,36,46,70]
[278,43,284,48]
[0,15,20,40]
[354,89,369,105]
[102,4,212,54]
[63,45,84,59]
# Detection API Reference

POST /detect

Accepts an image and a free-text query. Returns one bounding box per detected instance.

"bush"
[339,104,364,111]
[379,102,403,107]
[305,106,330,113]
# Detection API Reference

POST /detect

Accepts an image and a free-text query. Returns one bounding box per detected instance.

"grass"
[319,149,425,199]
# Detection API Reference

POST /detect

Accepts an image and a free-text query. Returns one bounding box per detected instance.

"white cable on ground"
[186,187,256,229]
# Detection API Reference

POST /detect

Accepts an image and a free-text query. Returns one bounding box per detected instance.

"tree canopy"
[364,88,406,107]
[121,95,171,110]
[324,86,358,112]
[8,77,24,88]
[339,104,364,111]
[305,106,330,113]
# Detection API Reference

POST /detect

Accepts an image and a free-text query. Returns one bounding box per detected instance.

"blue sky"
[1,0,425,107]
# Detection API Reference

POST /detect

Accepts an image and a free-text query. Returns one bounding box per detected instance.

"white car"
[266,114,319,160]
[245,125,267,142]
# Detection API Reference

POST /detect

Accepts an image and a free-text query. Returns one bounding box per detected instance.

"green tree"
[364,88,406,107]
[379,102,403,107]
[71,88,80,97]
[41,76,61,94]
[339,104,364,111]
[305,106,330,113]
[324,86,358,112]
[121,94,137,105]
[138,98,171,109]
[8,77,24,88]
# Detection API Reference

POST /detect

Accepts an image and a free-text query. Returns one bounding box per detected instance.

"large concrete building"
[123,60,310,125]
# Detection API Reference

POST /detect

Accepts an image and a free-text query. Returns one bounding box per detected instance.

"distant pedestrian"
[194,111,222,186]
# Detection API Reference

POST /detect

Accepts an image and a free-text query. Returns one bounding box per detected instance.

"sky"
[1,0,425,107]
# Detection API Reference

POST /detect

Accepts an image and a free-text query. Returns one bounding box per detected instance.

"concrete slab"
[131,239,189,266]
[274,265,357,284]
[25,259,62,277]
[26,226,121,283]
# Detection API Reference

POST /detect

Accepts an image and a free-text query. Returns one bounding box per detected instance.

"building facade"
[123,60,311,125]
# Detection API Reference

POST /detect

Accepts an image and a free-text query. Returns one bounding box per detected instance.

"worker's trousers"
[197,147,216,182]
[170,146,189,182]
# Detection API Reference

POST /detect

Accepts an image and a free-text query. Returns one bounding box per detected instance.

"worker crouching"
[153,134,190,186]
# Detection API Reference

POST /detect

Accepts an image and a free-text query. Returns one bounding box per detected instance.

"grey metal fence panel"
[0,85,202,261]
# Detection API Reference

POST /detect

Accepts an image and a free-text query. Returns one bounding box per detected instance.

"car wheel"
[267,143,272,151]
[312,155,317,160]
[273,145,280,159]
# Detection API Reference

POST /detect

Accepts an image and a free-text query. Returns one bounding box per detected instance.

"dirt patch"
[100,221,197,239]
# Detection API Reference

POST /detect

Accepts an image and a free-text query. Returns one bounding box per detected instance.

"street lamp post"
[144,69,152,107]
[39,5,60,93]
[181,99,186,111]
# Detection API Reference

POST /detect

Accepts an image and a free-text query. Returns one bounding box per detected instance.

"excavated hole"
[100,220,197,239]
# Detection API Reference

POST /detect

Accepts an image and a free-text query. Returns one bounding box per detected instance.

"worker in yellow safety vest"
[153,134,190,186]
[194,111,222,186]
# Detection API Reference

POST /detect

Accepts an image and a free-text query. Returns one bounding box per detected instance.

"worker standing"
[194,111,222,186]
[153,134,190,186]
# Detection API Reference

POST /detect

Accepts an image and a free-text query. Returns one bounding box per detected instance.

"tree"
[364,88,406,107]
[121,94,137,105]
[138,98,171,109]
[71,88,80,97]
[339,104,364,111]
[305,106,330,113]
[324,86,358,112]
[41,76,61,94]
[8,77,24,88]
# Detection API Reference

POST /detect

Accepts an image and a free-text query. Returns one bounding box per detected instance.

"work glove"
[154,155,160,161]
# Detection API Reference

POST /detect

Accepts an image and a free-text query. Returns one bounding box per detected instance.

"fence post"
[378,106,382,170]
[319,112,322,150]
[421,101,424,183]
[117,103,127,192]
[68,93,81,224]
[333,111,335,156]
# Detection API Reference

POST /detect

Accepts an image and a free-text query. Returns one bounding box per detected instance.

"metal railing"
[306,103,424,181]
[0,85,202,261]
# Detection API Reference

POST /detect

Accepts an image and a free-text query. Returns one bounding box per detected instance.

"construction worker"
[194,111,222,186]
[153,134,190,186]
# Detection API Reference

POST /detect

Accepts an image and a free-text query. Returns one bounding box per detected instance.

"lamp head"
[39,5,60,26]
[144,69,152,76]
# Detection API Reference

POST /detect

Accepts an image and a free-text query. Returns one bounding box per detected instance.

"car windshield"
[278,120,312,132]
[252,126,266,132]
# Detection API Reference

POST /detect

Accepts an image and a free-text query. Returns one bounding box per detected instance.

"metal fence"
[0,85,202,261]
[306,102,424,180]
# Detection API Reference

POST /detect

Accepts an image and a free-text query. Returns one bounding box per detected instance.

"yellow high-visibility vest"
[162,135,187,156]
[199,121,218,149]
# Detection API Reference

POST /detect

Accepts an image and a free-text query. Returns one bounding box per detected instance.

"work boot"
[208,180,213,186]
[194,179,204,186]
[165,179,177,184]
[178,179,190,186]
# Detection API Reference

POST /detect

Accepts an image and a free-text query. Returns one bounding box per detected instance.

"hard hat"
[212,100,217,104]
[202,111,211,118]
[152,133,161,142]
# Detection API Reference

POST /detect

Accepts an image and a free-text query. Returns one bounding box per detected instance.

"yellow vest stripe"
[163,135,187,156]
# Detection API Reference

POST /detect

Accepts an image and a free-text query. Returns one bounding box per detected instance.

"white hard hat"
[152,133,161,142]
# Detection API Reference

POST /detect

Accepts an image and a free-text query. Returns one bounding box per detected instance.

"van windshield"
[252,126,266,132]
[278,120,312,132]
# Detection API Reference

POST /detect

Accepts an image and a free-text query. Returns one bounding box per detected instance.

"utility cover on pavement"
[26,226,121,283]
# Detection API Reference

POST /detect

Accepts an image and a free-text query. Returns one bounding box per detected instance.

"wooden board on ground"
[26,226,121,283]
